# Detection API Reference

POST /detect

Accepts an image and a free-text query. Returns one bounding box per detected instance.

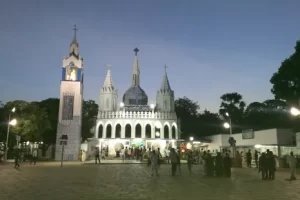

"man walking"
[170,148,178,176]
[95,147,101,164]
[31,148,38,165]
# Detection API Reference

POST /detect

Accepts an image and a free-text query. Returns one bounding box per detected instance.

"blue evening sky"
[0,0,300,112]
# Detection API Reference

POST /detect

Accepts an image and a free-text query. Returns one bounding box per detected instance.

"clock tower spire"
[55,25,84,161]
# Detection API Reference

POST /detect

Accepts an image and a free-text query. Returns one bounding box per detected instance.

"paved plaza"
[0,163,300,200]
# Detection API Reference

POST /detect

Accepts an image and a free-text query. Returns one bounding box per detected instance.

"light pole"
[5,107,17,162]
[189,136,194,142]
[225,112,232,135]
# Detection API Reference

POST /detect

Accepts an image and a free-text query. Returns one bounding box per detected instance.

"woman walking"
[187,149,193,175]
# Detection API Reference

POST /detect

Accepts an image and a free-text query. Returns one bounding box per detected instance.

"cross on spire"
[73,24,78,36]
[106,64,112,70]
[164,64,168,73]
[134,48,139,56]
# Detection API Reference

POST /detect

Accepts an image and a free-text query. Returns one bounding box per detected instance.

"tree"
[82,100,98,142]
[38,98,59,154]
[244,99,293,130]
[175,96,199,117]
[174,97,200,139]
[219,92,246,133]
[196,110,223,136]
[270,40,300,105]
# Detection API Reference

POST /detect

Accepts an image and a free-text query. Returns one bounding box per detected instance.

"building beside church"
[87,48,180,157]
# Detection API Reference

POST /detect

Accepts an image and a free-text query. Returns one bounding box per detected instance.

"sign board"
[60,141,67,145]
[16,135,21,141]
[242,129,254,139]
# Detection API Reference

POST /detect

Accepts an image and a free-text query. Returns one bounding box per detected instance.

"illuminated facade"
[88,48,179,157]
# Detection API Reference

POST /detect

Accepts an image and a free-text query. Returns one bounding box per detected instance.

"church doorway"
[106,124,112,138]
[172,126,176,139]
[145,124,151,138]
[164,125,169,139]
[115,124,121,138]
[98,125,103,138]
[135,124,142,138]
[125,124,131,138]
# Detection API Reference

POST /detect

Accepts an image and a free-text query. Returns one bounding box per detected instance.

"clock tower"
[55,25,84,161]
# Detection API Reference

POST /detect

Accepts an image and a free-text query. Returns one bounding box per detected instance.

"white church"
[87,47,180,157]
[55,27,180,160]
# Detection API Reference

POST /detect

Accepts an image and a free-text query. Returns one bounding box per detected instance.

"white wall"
[206,128,294,148]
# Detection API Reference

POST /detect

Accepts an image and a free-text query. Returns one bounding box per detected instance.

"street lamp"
[290,107,300,116]
[5,107,17,162]
[189,136,194,141]
[224,112,232,135]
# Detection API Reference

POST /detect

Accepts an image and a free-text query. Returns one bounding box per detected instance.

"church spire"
[103,64,114,88]
[69,25,79,58]
[131,48,140,86]
[161,64,171,90]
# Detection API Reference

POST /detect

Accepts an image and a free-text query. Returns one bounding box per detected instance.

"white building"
[87,48,180,157]
[205,128,295,156]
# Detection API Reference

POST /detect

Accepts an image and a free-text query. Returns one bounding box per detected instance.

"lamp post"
[225,112,232,135]
[189,136,194,142]
[5,109,17,162]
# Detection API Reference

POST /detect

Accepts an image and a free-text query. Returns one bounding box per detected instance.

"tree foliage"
[82,100,98,142]
[270,40,300,104]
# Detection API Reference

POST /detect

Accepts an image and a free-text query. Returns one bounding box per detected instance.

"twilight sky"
[1,0,300,112]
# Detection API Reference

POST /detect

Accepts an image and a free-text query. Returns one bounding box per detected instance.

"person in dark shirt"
[223,153,232,177]
[254,150,259,168]
[258,153,267,180]
[246,149,252,168]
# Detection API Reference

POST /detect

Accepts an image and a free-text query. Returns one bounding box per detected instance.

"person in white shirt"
[288,151,296,180]
[165,147,170,164]
[121,147,125,161]
[31,148,38,165]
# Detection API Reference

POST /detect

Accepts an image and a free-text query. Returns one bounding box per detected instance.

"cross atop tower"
[106,64,112,70]
[164,64,168,73]
[73,24,78,37]
[134,48,139,56]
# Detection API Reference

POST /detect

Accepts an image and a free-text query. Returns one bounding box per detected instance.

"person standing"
[258,153,267,180]
[165,147,170,164]
[150,150,159,176]
[246,149,252,168]
[223,153,232,177]
[254,150,259,168]
[95,147,101,164]
[14,147,21,169]
[176,148,181,175]
[31,148,38,165]
[186,149,193,175]
[288,151,296,181]
[169,148,178,176]
[214,152,223,177]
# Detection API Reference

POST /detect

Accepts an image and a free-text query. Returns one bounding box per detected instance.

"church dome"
[123,86,148,106]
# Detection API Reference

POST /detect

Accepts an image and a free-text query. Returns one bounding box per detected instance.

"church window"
[164,100,167,110]
[106,98,110,109]
[62,94,74,120]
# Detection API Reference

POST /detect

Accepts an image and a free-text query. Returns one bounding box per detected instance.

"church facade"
[88,48,180,157]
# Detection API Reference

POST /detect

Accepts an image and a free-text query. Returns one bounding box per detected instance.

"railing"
[97,111,177,120]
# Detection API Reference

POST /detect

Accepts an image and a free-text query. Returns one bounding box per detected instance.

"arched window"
[106,124,112,138]
[164,125,169,139]
[98,125,103,138]
[115,124,121,138]
[145,124,151,138]
[125,124,131,138]
[135,124,142,138]
[172,126,176,139]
